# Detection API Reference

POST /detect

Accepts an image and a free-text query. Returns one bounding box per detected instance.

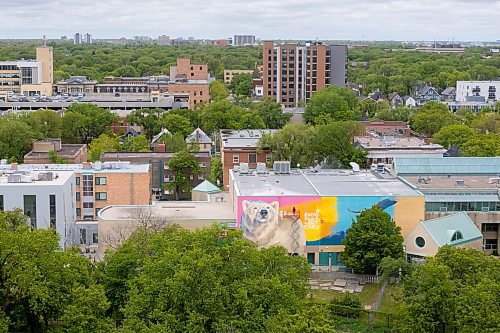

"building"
[0,168,75,249]
[441,87,456,101]
[405,212,483,260]
[157,35,170,46]
[387,92,404,108]
[230,165,425,265]
[233,35,256,46]
[444,100,497,113]
[99,151,211,201]
[415,46,465,54]
[0,45,53,96]
[360,120,412,138]
[263,41,348,107]
[355,136,446,165]
[252,78,264,98]
[24,139,88,164]
[84,33,92,44]
[415,84,441,105]
[220,129,277,190]
[186,128,212,153]
[456,81,499,102]
[366,90,387,103]
[170,58,208,81]
[403,95,416,107]
[393,157,500,254]
[224,69,254,84]
[74,33,82,44]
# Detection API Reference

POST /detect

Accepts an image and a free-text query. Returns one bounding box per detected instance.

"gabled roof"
[151,128,172,144]
[417,84,440,96]
[366,90,386,101]
[186,128,212,144]
[402,95,415,101]
[388,92,401,101]
[421,212,482,247]
[192,180,221,194]
[441,87,456,95]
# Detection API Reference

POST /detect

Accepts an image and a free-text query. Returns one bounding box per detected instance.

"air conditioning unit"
[273,161,290,174]
[256,163,267,174]
[239,163,249,174]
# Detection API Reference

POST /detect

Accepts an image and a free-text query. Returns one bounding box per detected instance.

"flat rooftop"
[221,129,278,148]
[0,162,149,174]
[393,157,500,175]
[26,144,85,158]
[0,170,74,186]
[232,169,421,197]
[355,136,444,150]
[402,175,500,190]
[100,151,210,160]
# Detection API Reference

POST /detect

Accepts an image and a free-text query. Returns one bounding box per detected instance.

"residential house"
[360,120,412,137]
[366,90,386,103]
[186,128,212,153]
[441,87,456,101]
[415,84,441,105]
[387,92,404,108]
[151,128,172,151]
[403,95,416,107]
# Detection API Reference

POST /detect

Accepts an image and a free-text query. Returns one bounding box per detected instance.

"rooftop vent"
[273,161,290,174]
[256,163,267,174]
[239,163,249,174]
[456,179,465,186]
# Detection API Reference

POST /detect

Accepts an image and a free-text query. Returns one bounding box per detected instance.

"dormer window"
[451,231,463,242]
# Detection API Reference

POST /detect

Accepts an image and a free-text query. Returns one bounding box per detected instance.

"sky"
[1,0,500,41]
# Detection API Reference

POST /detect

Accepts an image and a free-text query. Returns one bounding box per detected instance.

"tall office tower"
[263,41,348,108]
[234,35,256,45]
[74,33,82,44]
[157,35,170,46]
[84,33,92,44]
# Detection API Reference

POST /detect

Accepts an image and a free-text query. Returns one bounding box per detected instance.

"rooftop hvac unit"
[94,162,102,171]
[239,163,249,174]
[256,163,267,174]
[456,179,465,186]
[7,174,22,183]
[273,161,290,174]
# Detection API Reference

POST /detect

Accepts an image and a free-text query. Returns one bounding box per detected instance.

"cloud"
[0,0,499,41]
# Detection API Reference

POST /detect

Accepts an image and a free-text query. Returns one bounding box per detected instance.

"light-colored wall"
[224,70,254,84]
[394,196,426,237]
[36,47,53,84]
[167,83,209,109]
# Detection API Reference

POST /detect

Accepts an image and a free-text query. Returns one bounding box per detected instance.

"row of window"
[76,192,107,201]
[76,176,107,185]
[79,228,98,245]
[425,201,500,212]
[76,208,101,217]
[0,65,19,70]
[232,153,271,164]
[0,194,56,230]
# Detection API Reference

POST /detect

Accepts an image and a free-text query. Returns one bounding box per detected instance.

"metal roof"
[192,180,221,194]
[421,212,483,247]
[424,192,499,202]
[393,157,500,175]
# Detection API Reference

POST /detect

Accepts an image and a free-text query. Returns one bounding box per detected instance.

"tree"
[88,134,120,162]
[19,109,62,139]
[252,98,292,129]
[102,225,310,333]
[208,157,223,187]
[161,113,195,137]
[125,108,163,141]
[398,246,500,333]
[121,134,150,152]
[360,98,386,118]
[238,112,266,129]
[230,73,253,97]
[470,112,499,134]
[304,86,360,124]
[209,80,229,101]
[259,123,315,167]
[461,134,500,157]
[48,150,67,164]
[330,293,362,318]
[340,205,404,274]
[0,209,109,333]
[410,102,457,136]
[160,132,187,152]
[166,150,203,200]
[376,106,416,122]
[266,304,336,333]
[62,104,117,144]
[432,124,476,148]
[0,119,35,162]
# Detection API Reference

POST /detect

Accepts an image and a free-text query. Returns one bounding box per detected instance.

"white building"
[456,81,499,102]
[0,169,75,249]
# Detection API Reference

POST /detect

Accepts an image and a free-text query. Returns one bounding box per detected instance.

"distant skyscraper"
[233,35,256,46]
[84,33,92,44]
[74,33,82,45]
[263,41,348,107]
[157,35,170,46]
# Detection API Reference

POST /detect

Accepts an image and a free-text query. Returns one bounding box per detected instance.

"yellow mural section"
[393,196,426,237]
[281,197,338,241]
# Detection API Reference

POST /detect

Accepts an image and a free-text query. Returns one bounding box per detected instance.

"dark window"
[415,237,425,248]
[49,195,56,229]
[482,223,499,232]
[95,177,107,185]
[83,202,94,209]
[23,195,37,229]
[76,208,81,216]
[82,175,93,196]
[75,177,80,185]
[92,233,98,244]
[80,229,87,245]
[248,153,257,164]
[485,239,498,250]
[0,195,3,211]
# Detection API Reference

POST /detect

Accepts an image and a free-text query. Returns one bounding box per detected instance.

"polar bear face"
[242,200,279,227]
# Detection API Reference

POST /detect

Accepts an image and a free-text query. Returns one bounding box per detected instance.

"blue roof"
[421,212,483,247]
[192,180,220,194]
[393,157,500,175]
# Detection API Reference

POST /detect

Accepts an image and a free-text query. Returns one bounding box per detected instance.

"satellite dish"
[349,162,360,172]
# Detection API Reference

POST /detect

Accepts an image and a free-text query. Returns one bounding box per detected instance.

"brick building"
[220,129,277,190]
[24,139,87,164]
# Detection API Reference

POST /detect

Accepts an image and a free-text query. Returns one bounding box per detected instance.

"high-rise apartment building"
[158,35,170,46]
[263,41,348,107]
[74,33,82,44]
[84,33,92,44]
[233,35,256,45]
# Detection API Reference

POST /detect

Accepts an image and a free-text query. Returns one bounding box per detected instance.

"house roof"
[441,87,456,95]
[402,95,414,101]
[393,157,500,175]
[151,128,172,144]
[186,128,212,144]
[366,90,386,101]
[388,92,400,101]
[421,212,483,247]
[417,84,439,96]
[192,180,221,194]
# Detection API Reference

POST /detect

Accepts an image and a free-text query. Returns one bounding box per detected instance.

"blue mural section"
[306,196,396,246]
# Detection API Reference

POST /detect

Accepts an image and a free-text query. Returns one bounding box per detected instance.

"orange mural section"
[281,197,338,241]
[393,196,426,237]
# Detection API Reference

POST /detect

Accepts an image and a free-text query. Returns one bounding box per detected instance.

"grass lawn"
[309,282,381,308]
[378,283,403,314]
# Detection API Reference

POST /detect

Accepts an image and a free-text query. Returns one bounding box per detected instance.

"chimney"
[157,144,166,152]
[11,162,18,170]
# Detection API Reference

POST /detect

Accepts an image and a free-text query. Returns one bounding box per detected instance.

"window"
[76,177,80,185]
[23,195,37,230]
[415,236,425,248]
[49,195,56,229]
[76,208,81,216]
[451,231,463,242]
[484,239,498,250]
[0,195,3,211]
[233,155,239,164]
[198,174,204,180]
[92,233,98,244]
[83,202,94,208]
[164,164,169,170]
[200,91,203,96]
[95,192,107,201]
[76,192,80,201]
[79,229,87,245]
[190,174,194,180]
[82,175,94,196]
[95,208,101,216]
[199,66,202,70]
[248,153,257,164]
[266,154,272,163]
[95,177,107,185]
[482,223,499,232]
[199,162,206,167]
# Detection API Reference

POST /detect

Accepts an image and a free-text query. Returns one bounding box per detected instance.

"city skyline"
[0,0,499,41]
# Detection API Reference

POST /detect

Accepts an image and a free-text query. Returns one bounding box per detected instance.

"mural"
[238,196,398,252]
